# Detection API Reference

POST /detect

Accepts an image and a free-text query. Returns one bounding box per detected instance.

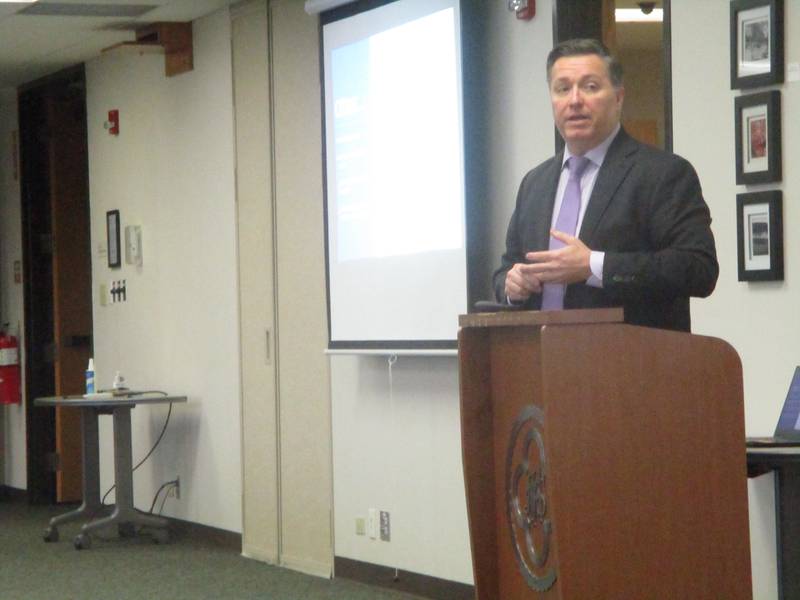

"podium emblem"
[506,405,556,591]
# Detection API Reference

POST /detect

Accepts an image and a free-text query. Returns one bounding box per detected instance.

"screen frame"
[318,0,476,352]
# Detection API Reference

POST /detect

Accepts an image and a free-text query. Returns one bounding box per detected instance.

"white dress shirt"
[552,123,621,287]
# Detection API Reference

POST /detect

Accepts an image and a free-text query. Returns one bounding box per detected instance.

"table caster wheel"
[119,523,136,538]
[74,533,91,550]
[43,526,59,543]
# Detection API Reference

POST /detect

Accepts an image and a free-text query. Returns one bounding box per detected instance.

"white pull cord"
[387,354,399,580]
[387,354,397,403]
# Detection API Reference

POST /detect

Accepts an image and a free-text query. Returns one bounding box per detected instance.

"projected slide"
[323,0,467,348]
[330,8,462,262]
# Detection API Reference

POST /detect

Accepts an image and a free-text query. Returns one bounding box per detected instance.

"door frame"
[552,0,673,152]
[19,65,92,504]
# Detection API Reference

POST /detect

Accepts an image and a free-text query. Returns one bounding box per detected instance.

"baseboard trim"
[241,545,279,565]
[0,485,26,501]
[334,556,475,600]
[280,554,333,578]
[167,516,242,551]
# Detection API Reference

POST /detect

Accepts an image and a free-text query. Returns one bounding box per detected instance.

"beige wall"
[85,9,242,531]
[485,0,556,263]
[673,1,800,598]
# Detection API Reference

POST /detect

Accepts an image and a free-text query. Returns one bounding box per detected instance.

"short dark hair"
[546,38,624,88]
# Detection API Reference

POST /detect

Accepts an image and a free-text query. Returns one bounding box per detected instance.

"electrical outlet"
[367,508,378,539]
[379,511,390,542]
[355,517,366,536]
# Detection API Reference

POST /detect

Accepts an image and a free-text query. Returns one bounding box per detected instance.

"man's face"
[549,54,624,155]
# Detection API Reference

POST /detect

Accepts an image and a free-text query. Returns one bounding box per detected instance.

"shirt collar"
[562,123,621,170]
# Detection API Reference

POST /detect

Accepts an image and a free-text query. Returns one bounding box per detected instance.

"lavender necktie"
[540,155,591,311]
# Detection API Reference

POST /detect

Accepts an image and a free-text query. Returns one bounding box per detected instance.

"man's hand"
[505,263,543,302]
[525,230,592,284]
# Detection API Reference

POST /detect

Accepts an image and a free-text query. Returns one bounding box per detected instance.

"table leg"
[44,407,105,542]
[776,464,800,600]
[76,406,168,548]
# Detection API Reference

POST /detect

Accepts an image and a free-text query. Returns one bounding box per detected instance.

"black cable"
[147,479,178,515]
[157,487,171,516]
[132,401,172,472]
[98,391,172,508]
[101,484,114,508]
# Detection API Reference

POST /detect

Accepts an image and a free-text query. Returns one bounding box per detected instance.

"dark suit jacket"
[493,129,719,332]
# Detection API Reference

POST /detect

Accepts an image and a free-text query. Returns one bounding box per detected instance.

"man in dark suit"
[493,39,718,332]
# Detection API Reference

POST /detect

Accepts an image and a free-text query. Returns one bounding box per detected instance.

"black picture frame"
[107,210,121,268]
[737,191,782,282]
[734,90,781,185]
[730,0,784,89]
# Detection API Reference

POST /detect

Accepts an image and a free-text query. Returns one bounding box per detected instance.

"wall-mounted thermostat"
[125,225,142,266]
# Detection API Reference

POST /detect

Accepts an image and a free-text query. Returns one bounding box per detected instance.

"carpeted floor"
[0,498,427,600]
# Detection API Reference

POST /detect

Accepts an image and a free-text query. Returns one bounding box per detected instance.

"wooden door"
[47,83,92,503]
[21,70,91,504]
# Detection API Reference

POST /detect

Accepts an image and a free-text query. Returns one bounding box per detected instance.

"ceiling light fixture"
[615,8,663,22]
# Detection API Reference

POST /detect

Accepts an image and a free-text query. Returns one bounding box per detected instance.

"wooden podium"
[458,309,752,600]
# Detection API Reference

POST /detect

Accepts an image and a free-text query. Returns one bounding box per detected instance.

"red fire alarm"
[105,109,120,136]
[510,0,535,20]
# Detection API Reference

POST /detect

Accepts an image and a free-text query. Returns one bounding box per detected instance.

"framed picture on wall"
[107,210,121,268]
[737,191,782,282]
[730,0,784,89]
[734,90,781,185]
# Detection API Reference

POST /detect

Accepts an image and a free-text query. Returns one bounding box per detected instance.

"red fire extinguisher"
[0,327,21,405]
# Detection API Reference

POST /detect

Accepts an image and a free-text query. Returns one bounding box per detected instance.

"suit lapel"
[532,154,564,250]
[579,130,638,241]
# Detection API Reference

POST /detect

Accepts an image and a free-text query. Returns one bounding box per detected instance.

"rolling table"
[748,446,800,600]
[34,392,186,549]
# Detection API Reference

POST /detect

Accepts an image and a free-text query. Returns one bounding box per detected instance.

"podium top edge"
[458,307,624,329]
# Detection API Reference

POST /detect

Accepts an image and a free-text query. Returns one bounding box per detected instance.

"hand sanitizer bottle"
[86,358,95,394]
